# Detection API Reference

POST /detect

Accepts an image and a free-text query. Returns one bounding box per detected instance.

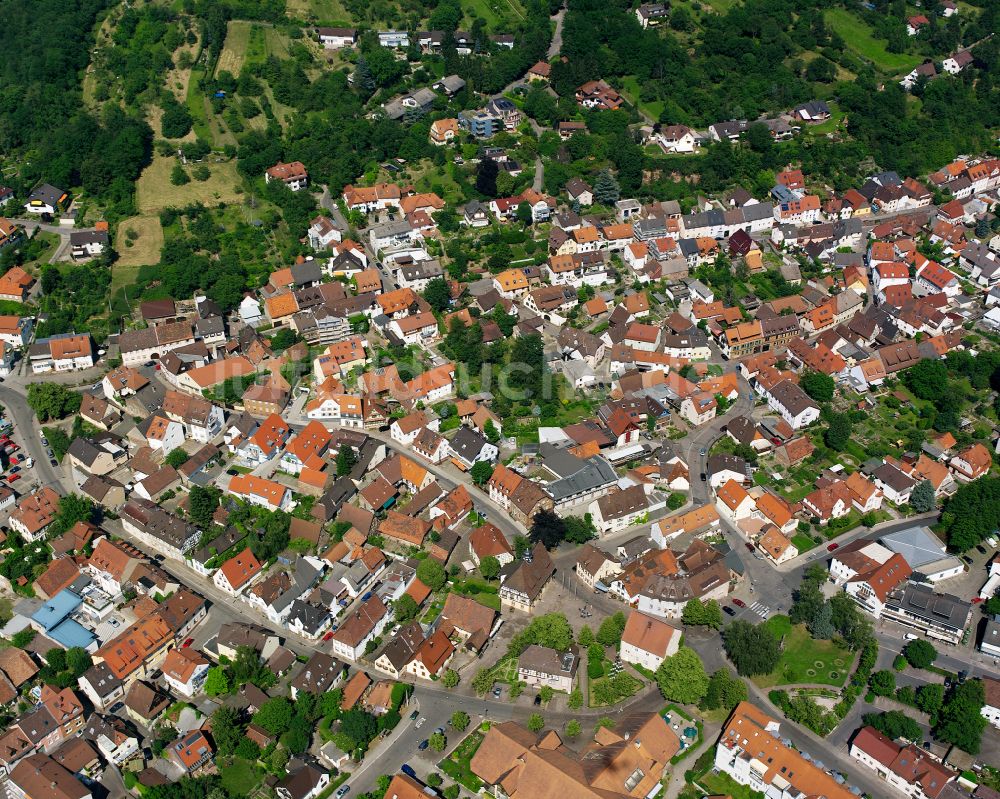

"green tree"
[254,697,293,736]
[483,419,500,444]
[916,684,944,718]
[596,612,627,648]
[529,509,566,549]
[416,558,447,591]
[211,706,242,756]
[441,669,459,688]
[563,515,596,545]
[682,598,723,629]
[428,731,447,752]
[451,711,470,731]
[423,278,451,312]
[935,680,988,754]
[910,480,936,513]
[26,383,82,422]
[592,169,620,205]
[903,639,937,669]
[336,446,358,476]
[702,668,747,711]
[863,710,922,742]
[902,359,949,402]
[476,158,499,197]
[480,555,501,581]
[824,412,852,451]
[204,667,230,697]
[526,713,544,733]
[568,689,583,710]
[869,670,896,697]
[509,613,573,654]
[565,719,582,738]
[470,460,493,486]
[170,163,190,185]
[800,371,835,402]
[188,485,220,529]
[340,708,378,749]
[722,621,781,676]
[394,594,419,623]
[165,448,189,468]
[655,647,709,704]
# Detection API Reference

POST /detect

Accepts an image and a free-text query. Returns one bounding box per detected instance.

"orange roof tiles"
[218,547,262,591]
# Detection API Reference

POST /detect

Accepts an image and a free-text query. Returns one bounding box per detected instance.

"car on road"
[434,727,445,735]
[699,448,706,456]
[972,597,984,604]
[418,740,429,751]
[700,472,706,481]
[335,786,350,798]
[182,638,194,648]
[732,598,746,608]
[723,606,736,617]
[827,542,839,552]
[401,765,417,779]
[226,468,238,476]
[49,459,58,467]
[415,717,425,729]
[409,710,419,721]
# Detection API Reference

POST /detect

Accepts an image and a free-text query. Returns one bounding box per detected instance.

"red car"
[732,598,746,608]
[182,638,194,648]
[827,543,839,552]
[972,597,984,604]
[6,474,20,483]
[322,630,335,641]
[8,456,17,465]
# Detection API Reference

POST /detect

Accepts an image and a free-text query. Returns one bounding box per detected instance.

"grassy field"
[219,757,259,795]
[115,215,164,267]
[216,20,254,77]
[462,0,526,28]
[185,68,213,143]
[752,615,853,689]
[825,9,922,73]
[621,76,665,122]
[285,0,353,24]
[135,156,244,213]
[804,100,848,136]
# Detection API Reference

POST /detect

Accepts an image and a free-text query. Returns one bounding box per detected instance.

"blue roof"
[48,619,95,649]
[30,589,82,631]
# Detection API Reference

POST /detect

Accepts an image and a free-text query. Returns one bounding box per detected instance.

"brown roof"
[124,681,169,719]
[620,610,680,658]
[35,557,80,598]
[500,543,554,601]
[0,647,38,687]
[378,511,430,547]
[331,594,388,647]
[339,670,372,710]
[10,754,89,799]
[469,523,513,559]
[438,592,497,640]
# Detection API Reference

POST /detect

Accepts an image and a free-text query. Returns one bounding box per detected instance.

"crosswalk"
[749,601,770,620]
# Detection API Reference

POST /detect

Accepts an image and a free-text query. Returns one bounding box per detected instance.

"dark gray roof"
[449,426,490,463]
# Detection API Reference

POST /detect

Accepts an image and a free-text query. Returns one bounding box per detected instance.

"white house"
[212,548,263,596]
[161,648,210,698]
[589,485,651,535]
[715,479,757,524]
[766,380,820,429]
[619,610,681,671]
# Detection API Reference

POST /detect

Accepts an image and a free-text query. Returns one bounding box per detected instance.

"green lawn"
[219,757,259,795]
[699,772,765,799]
[791,533,817,553]
[804,100,847,136]
[825,9,921,73]
[621,76,665,122]
[439,729,486,792]
[752,615,854,689]
[185,68,212,143]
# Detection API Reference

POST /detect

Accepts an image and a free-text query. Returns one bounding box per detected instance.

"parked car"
[418,740,429,751]
[732,598,746,608]
[38,431,46,439]
[409,710,419,721]
[322,630,335,641]
[49,459,58,467]
[723,606,736,617]
[744,542,754,552]
[8,466,19,474]
[335,787,350,798]
[492,687,502,698]
[6,474,19,483]
[827,542,839,552]
[401,765,417,779]
[181,638,194,648]
[972,597,984,604]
